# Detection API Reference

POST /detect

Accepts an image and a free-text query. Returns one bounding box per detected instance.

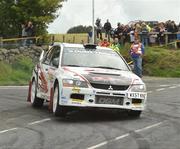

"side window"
[42,47,55,65]
[50,46,61,67]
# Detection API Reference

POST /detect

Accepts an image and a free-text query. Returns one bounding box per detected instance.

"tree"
[0,0,66,37]
[67,25,92,34]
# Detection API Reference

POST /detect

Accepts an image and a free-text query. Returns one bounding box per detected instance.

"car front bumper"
[59,87,147,111]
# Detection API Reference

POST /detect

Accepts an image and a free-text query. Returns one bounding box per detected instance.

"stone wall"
[0,46,48,64]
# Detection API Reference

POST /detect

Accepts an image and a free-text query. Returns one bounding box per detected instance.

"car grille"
[95,95,124,105]
[90,83,129,91]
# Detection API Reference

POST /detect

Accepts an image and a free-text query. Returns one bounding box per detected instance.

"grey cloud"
[48,0,180,33]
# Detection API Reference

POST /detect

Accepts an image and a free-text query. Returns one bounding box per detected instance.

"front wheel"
[30,79,44,108]
[53,84,68,117]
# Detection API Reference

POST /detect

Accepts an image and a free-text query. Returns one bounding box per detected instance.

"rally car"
[27,43,147,117]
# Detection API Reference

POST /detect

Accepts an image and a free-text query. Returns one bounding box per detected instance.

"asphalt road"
[0,77,180,149]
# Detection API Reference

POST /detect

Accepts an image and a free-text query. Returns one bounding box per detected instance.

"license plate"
[96,96,123,105]
[128,92,146,99]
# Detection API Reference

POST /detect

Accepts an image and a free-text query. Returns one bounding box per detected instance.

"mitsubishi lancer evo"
[27,43,147,117]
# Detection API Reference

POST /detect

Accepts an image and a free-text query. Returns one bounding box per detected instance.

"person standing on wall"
[25,21,35,46]
[104,19,112,42]
[95,18,102,40]
[130,39,145,78]
[21,23,28,46]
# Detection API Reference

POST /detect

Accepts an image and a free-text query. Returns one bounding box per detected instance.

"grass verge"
[119,44,180,77]
[0,45,180,86]
[0,56,34,85]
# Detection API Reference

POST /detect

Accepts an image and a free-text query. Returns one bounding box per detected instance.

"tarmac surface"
[0,77,180,149]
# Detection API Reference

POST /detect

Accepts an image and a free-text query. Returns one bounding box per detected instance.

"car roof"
[53,42,112,51]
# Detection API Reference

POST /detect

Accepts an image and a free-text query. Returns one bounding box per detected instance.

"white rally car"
[27,43,147,117]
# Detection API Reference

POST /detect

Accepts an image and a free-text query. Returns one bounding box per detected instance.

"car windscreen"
[61,47,129,71]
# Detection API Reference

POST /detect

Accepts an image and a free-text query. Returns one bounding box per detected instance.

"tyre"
[128,110,142,118]
[53,84,68,117]
[30,79,44,108]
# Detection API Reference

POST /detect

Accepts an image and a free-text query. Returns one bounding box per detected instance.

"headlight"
[62,79,88,88]
[130,84,146,92]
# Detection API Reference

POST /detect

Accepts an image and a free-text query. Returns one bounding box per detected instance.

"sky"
[48,0,180,33]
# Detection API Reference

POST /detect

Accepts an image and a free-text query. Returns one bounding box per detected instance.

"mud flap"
[48,87,54,112]
[27,81,32,102]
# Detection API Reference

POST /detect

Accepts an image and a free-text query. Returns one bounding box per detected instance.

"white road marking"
[0,86,28,89]
[0,128,18,134]
[114,133,130,140]
[0,118,51,135]
[87,121,164,149]
[169,86,177,89]
[87,141,108,149]
[135,121,164,133]
[159,84,170,87]
[156,88,165,91]
[28,118,51,125]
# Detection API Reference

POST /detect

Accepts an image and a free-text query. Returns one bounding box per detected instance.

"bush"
[0,56,34,85]
[117,45,180,77]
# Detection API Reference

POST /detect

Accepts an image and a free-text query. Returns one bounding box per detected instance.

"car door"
[41,45,61,99]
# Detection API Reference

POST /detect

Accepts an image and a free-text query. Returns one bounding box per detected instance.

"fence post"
[0,37,3,48]
[73,36,75,43]
[165,33,168,45]
[63,35,65,42]
[51,35,55,44]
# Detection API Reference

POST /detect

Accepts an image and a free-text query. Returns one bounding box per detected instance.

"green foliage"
[0,0,66,37]
[0,56,34,85]
[67,25,92,34]
[117,45,180,77]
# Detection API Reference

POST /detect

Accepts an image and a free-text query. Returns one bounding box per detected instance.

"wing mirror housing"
[39,50,44,62]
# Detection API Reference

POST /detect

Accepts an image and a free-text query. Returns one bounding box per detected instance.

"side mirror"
[52,58,59,68]
[39,50,45,62]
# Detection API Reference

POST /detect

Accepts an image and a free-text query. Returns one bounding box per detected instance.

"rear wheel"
[53,84,68,117]
[128,110,142,118]
[31,79,44,108]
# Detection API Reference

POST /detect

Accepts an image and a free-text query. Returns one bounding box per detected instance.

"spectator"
[25,21,35,46]
[103,19,112,42]
[166,21,178,42]
[21,23,28,46]
[157,23,166,45]
[141,22,149,46]
[134,23,141,40]
[95,18,102,40]
[122,25,131,44]
[110,38,121,52]
[129,25,135,43]
[99,38,110,47]
[114,23,123,45]
[130,39,145,78]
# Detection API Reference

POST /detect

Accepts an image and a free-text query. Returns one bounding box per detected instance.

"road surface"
[0,77,180,149]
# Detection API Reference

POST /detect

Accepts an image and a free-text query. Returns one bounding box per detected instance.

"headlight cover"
[130,84,146,92]
[62,79,88,88]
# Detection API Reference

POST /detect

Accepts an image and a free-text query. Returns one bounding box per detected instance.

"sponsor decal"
[61,96,68,104]
[72,87,80,93]
[48,68,55,82]
[39,69,48,93]
[71,99,83,105]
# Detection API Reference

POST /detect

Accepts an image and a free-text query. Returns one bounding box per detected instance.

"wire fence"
[0,32,180,49]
